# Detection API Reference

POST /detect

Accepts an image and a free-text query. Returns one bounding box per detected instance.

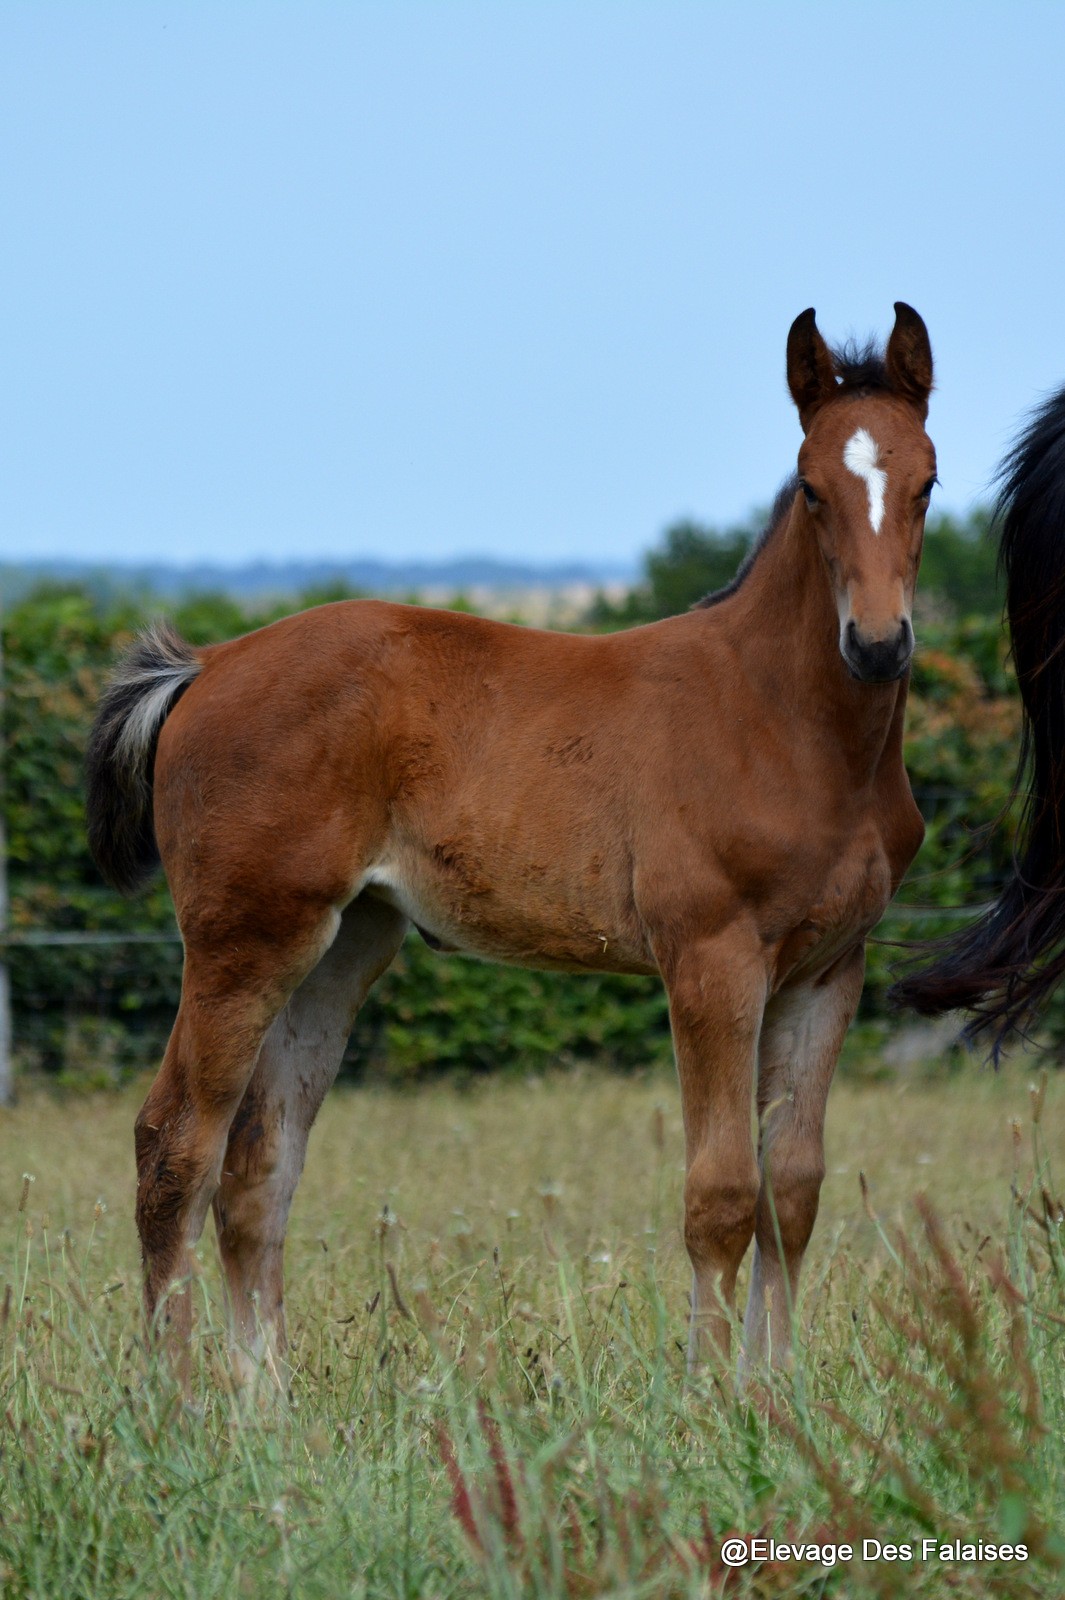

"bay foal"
[87,304,936,1384]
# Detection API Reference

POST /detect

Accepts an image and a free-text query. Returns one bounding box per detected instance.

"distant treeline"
[1,505,1031,1083]
[0,554,631,608]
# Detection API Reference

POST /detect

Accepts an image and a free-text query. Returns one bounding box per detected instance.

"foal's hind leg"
[211,897,407,1390]
[133,908,341,1378]
[740,946,865,1373]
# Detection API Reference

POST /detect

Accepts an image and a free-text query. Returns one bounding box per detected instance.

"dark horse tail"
[85,622,201,894]
[892,382,1065,1047]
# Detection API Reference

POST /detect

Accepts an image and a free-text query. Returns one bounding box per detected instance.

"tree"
[918,508,1001,619]
[589,514,762,628]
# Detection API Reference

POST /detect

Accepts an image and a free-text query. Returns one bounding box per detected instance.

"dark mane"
[694,475,799,610]
[831,336,890,395]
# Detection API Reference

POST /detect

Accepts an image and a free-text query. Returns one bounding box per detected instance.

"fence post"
[0,611,12,1106]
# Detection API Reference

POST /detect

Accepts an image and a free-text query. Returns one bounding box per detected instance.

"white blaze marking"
[843,427,887,534]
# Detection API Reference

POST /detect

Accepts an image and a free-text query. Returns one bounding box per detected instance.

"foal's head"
[786,303,935,683]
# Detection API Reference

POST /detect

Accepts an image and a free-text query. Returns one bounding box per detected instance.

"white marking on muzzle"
[843,427,887,534]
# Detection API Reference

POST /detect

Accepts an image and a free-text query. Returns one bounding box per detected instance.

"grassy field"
[1,1063,1063,1597]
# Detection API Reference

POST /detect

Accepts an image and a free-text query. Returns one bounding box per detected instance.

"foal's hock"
[87,304,936,1384]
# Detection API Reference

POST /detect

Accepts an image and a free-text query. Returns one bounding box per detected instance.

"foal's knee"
[759,1158,825,1257]
[683,1158,760,1272]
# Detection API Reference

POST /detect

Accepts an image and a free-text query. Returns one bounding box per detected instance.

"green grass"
[0,1066,1063,1597]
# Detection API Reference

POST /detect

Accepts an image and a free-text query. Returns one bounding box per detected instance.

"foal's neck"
[725,499,908,778]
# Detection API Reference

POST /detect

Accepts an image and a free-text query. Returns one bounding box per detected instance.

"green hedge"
[2,584,1022,1083]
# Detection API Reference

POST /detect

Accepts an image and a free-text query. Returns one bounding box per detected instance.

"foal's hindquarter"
[132,309,934,1383]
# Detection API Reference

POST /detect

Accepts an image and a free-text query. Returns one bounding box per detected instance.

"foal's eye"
[799,479,820,508]
[919,476,937,502]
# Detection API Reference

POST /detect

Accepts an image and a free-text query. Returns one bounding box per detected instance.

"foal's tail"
[85,621,202,894]
[892,382,1065,1048]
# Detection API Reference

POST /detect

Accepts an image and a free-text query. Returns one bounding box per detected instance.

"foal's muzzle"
[841,617,914,683]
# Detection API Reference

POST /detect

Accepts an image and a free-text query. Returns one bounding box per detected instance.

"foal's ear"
[885,302,933,418]
[786,308,838,431]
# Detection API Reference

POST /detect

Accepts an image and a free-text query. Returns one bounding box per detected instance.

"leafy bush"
[0,580,1029,1083]
[866,615,1021,1016]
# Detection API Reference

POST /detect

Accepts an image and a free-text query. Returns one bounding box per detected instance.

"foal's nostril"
[889,618,915,673]
[898,617,914,659]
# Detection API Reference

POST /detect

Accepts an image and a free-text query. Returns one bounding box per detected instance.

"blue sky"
[3,2,1064,570]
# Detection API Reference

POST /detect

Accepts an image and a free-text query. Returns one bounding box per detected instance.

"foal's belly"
[360,849,657,975]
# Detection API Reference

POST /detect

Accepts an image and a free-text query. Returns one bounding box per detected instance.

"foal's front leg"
[662,934,766,1371]
[741,946,865,1372]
